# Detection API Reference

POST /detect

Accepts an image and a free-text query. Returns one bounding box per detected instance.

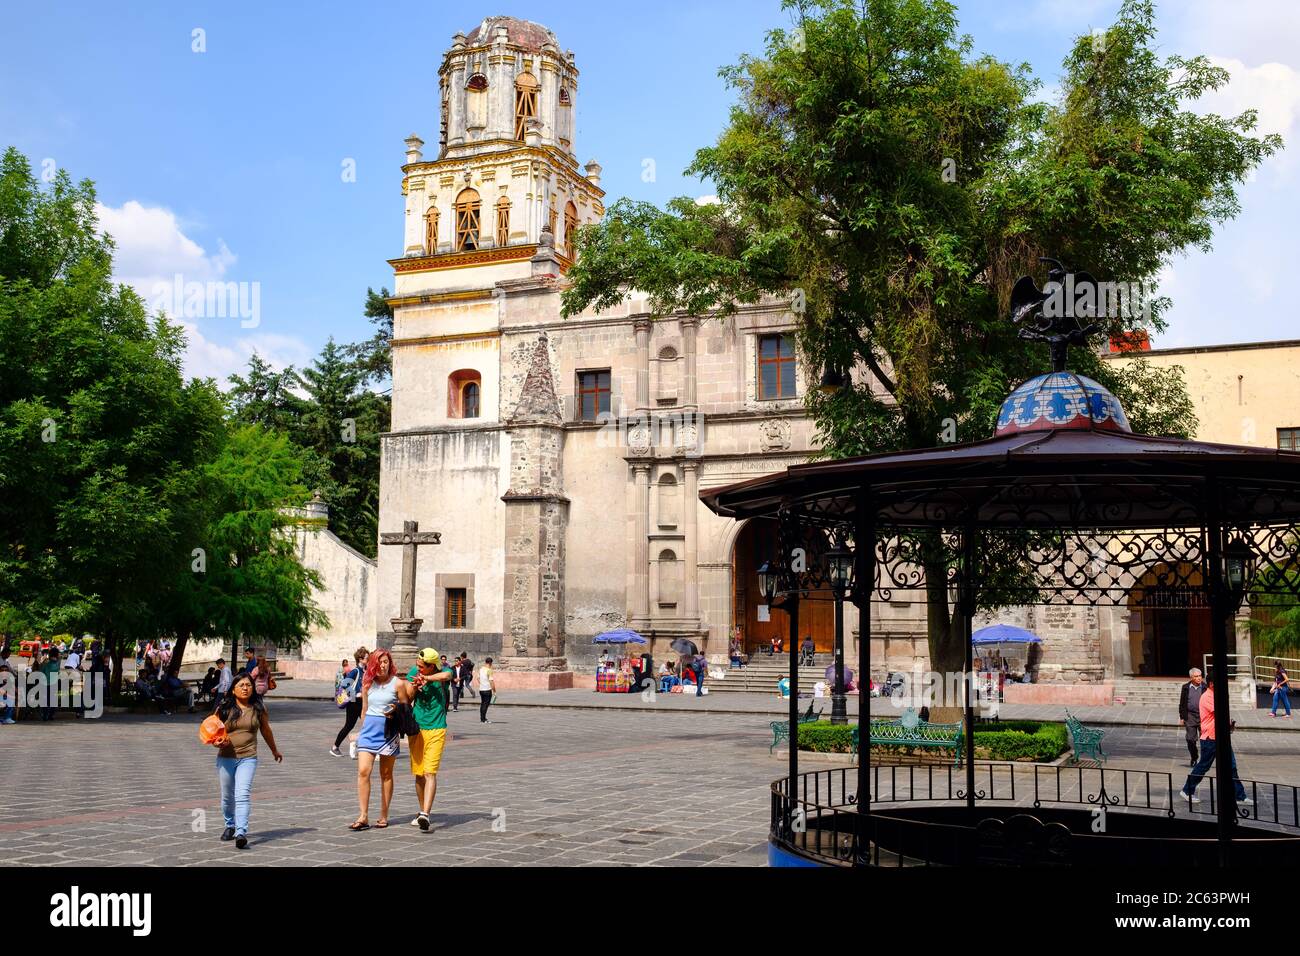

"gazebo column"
[1206,489,1236,867]
[961,522,978,812]
[780,504,803,809]
[853,494,875,866]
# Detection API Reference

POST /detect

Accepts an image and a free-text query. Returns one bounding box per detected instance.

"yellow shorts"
[408,728,447,777]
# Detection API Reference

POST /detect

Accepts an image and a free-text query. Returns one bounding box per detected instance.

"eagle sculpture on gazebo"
[1009,257,1103,372]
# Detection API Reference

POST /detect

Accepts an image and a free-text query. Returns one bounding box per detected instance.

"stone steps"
[1112,679,1183,706]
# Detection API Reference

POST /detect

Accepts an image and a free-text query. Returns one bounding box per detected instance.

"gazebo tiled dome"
[995,371,1131,436]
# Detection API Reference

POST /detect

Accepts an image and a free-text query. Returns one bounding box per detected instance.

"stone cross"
[379,519,441,665]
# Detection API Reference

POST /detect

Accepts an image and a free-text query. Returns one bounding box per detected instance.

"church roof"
[465,16,559,53]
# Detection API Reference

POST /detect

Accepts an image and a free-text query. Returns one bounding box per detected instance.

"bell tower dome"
[393,16,603,268]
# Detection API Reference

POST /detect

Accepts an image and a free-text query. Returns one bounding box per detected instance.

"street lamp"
[826,547,853,725]
[756,560,780,604]
[1224,535,1256,609]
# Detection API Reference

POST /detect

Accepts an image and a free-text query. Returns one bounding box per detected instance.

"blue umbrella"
[972,624,1041,646]
[593,629,647,645]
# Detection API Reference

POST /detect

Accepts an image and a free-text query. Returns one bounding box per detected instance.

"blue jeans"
[693,667,704,696]
[1272,689,1291,715]
[1182,739,1246,800]
[216,756,258,835]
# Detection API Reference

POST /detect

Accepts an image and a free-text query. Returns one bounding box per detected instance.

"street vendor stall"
[593,629,649,693]
[973,625,1041,702]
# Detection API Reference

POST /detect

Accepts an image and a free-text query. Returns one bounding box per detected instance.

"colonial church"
[277,15,1300,703]
[371,15,859,687]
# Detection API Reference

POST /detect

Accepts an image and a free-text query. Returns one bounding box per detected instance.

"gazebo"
[701,281,1300,867]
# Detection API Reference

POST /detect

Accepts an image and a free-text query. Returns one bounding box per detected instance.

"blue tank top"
[365,676,399,717]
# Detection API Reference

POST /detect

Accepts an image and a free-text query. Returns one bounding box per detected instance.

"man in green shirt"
[406,647,455,831]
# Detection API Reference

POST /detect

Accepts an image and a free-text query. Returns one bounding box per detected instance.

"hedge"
[795,720,1069,762]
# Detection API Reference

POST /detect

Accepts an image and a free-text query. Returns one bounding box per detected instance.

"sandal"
[375,820,389,829]
[348,820,370,831]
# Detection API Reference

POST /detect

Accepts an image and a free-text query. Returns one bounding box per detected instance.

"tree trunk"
[108,633,124,700]
[168,629,190,677]
[923,538,964,723]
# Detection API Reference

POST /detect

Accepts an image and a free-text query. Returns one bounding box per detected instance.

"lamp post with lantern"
[826,545,853,725]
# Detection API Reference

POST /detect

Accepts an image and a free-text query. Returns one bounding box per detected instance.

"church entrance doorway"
[732,518,835,654]
[1129,562,1213,677]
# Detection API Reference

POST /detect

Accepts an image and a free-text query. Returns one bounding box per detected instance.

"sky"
[1,0,1297,384]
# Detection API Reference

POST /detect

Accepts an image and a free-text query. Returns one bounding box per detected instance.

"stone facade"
[362,19,1300,691]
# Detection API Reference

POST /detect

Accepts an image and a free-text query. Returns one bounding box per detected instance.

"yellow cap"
[417,647,440,665]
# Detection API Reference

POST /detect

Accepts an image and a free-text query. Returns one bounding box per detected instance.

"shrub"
[794,719,1069,762]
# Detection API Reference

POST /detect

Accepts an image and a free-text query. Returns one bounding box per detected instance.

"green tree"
[227,352,303,432]
[0,146,228,687]
[162,424,329,676]
[561,0,1275,680]
[346,286,394,386]
[293,338,389,557]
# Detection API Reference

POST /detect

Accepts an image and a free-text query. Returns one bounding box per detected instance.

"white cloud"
[96,200,235,293]
[1193,57,1300,157]
[694,194,720,206]
[95,200,310,385]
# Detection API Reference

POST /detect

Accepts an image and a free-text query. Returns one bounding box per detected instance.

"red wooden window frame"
[445,588,467,629]
[577,370,611,422]
[758,334,796,399]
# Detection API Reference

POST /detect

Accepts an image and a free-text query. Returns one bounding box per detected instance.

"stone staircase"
[702,654,841,694]
[1111,677,1184,707]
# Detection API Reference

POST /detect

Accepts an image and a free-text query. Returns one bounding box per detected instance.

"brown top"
[218,705,262,759]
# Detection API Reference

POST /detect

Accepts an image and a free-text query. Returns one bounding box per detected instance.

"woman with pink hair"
[349,649,411,830]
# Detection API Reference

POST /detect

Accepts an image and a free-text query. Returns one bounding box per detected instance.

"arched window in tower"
[466,73,489,130]
[514,72,539,141]
[564,201,578,260]
[496,196,511,248]
[424,206,439,255]
[454,188,480,251]
[558,87,571,106]
[448,369,482,419]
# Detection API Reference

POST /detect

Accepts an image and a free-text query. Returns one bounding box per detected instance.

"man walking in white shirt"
[478,657,495,723]
[216,658,234,697]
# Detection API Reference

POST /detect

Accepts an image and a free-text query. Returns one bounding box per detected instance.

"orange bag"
[199,714,229,747]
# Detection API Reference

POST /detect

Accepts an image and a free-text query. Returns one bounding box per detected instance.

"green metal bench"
[1064,709,1107,764]
[864,707,964,765]
[769,701,822,753]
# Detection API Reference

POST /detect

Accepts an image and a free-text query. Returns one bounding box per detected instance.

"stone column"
[634,317,651,411]
[631,462,652,622]
[683,461,700,621]
[681,316,698,408]
[448,55,466,147]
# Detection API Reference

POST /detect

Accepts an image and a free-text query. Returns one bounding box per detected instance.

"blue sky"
[2,0,1296,382]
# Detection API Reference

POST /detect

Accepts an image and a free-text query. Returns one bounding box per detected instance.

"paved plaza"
[3,696,1299,867]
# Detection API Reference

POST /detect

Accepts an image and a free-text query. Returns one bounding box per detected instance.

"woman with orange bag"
[209,672,283,849]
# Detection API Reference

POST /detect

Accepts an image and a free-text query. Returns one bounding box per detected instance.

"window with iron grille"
[577,370,611,422]
[1280,428,1300,451]
[462,382,480,419]
[445,588,467,629]
[515,74,539,141]
[758,334,796,399]
[564,201,578,260]
[454,189,480,251]
[496,199,510,247]
[424,207,438,255]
